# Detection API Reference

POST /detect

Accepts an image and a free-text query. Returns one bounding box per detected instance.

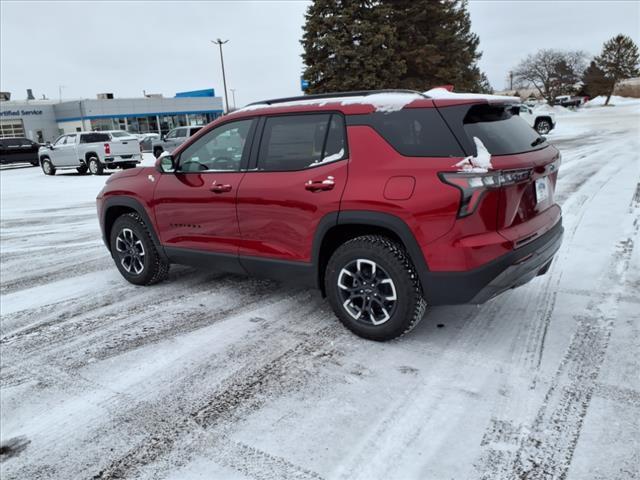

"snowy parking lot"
[1,102,639,479]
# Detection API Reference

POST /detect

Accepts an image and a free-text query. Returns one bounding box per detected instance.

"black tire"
[109,213,169,286]
[88,157,103,175]
[324,235,427,341]
[77,164,89,174]
[41,158,55,175]
[535,119,551,135]
[153,147,164,159]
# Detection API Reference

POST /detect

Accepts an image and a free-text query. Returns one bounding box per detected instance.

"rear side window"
[189,127,202,136]
[258,114,347,171]
[462,105,543,155]
[80,133,110,143]
[347,109,464,157]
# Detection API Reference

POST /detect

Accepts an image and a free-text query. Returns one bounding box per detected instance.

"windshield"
[463,104,545,155]
[110,131,132,138]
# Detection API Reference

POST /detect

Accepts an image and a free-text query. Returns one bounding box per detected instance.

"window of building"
[0,119,25,138]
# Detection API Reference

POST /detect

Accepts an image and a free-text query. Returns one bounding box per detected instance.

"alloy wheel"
[337,258,397,326]
[115,228,145,275]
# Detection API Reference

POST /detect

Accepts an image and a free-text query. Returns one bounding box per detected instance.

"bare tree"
[512,49,587,105]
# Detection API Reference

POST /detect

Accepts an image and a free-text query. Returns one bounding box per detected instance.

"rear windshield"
[80,133,110,143]
[463,105,544,155]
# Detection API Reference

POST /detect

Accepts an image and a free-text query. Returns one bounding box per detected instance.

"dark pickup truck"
[0,137,40,166]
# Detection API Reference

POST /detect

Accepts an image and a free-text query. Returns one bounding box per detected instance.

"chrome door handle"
[210,183,232,193]
[305,176,335,192]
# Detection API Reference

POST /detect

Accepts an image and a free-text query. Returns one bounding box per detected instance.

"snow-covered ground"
[1,103,639,480]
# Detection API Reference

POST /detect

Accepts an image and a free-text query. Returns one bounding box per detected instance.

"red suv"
[97,90,563,341]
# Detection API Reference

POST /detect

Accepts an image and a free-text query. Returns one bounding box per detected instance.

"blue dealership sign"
[301,78,310,91]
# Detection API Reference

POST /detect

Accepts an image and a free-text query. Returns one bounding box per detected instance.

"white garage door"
[0,119,26,138]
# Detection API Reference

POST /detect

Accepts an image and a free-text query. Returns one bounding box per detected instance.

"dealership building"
[0,89,224,143]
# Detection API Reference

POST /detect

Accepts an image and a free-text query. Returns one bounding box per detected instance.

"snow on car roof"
[424,87,519,103]
[237,91,426,114]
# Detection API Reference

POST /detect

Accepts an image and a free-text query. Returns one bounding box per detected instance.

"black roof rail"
[246,89,428,107]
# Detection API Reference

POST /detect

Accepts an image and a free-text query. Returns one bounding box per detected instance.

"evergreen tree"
[580,60,609,98]
[594,34,640,105]
[300,0,491,94]
[301,0,406,93]
[386,0,488,92]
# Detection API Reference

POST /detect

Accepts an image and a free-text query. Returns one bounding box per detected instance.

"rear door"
[236,113,349,264]
[153,118,256,255]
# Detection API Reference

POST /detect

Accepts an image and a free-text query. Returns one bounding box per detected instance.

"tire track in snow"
[477,194,638,480]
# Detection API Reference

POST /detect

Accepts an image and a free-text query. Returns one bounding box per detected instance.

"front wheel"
[535,119,551,135]
[88,157,103,175]
[110,213,169,285]
[41,158,55,175]
[324,235,427,341]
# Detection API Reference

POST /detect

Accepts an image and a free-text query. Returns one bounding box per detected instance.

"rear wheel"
[88,157,103,175]
[153,147,164,159]
[41,158,55,175]
[110,213,169,285]
[535,119,551,134]
[324,235,427,341]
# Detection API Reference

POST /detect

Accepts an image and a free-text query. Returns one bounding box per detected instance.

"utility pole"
[58,85,66,103]
[509,71,514,91]
[230,88,237,110]
[212,39,230,113]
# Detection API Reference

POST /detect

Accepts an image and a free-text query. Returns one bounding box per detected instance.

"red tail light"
[104,143,111,155]
[439,169,532,217]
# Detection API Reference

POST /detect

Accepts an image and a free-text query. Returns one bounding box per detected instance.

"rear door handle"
[305,176,335,192]
[210,183,232,193]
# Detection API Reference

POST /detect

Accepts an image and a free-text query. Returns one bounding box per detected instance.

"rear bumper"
[104,154,142,165]
[423,219,563,305]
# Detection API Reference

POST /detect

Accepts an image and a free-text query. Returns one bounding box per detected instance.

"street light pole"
[212,39,230,114]
[230,88,237,110]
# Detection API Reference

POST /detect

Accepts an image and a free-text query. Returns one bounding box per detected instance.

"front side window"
[258,113,347,172]
[53,135,67,146]
[178,119,253,172]
[65,134,77,145]
[165,129,178,139]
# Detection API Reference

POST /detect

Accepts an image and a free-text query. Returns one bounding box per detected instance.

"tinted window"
[179,119,253,172]
[80,133,110,143]
[110,131,130,138]
[463,104,543,155]
[258,114,346,171]
[189,127,202,136]
[348,109,463,157]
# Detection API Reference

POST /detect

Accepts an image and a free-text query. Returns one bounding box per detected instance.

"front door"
[153,119,256,255]
[51,134,78,166]
[236,113,349,263]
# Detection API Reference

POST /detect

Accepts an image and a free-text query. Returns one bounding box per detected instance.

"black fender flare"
[101,196,167,260]
[311,210,430,294]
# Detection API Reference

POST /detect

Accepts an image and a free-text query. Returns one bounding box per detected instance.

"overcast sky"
[1,1,638,106]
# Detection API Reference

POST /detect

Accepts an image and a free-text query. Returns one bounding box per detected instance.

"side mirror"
[155,154,175,173]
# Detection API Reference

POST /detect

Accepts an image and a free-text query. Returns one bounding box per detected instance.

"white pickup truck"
[39,131,142,175]
[517,105,556,135]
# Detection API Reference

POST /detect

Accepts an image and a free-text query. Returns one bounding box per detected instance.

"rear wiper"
[531,136,546,147]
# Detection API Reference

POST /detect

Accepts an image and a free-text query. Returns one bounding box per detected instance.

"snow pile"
[238,92,423,114]
[454,137,493,173]
[312,148,344,165]
[424,87,519,103]
[584,95,640,107]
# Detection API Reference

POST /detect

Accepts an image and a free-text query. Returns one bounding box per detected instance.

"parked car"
[0,137,40,166]
[554,95,587,108]
[147,126,203,158]
[39,131,142,176]
[97,89,563,341]
[517,104,556,134]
